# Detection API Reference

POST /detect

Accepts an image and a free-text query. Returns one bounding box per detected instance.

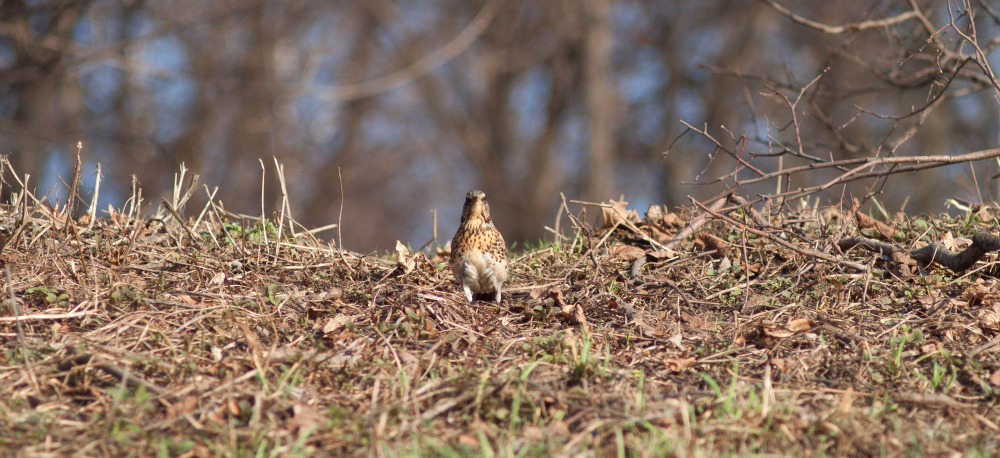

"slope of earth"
[0,199,999,456]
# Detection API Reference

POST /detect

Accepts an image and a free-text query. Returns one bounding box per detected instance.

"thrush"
[450,190,508,304]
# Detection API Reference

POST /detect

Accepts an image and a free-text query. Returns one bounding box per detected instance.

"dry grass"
[1,174,1000,457]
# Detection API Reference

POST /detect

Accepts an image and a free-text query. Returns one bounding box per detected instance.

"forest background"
[2,0,999,251]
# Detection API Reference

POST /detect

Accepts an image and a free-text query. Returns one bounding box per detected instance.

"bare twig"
[761,0,920,35]
[64,142,83,233]
[86,163,102,230]
[161,198,200,246]
[690,196,870,272]
[569,199,669,251]
[336,167,354,274]
[665,196,728,249]
[417,209,438,253]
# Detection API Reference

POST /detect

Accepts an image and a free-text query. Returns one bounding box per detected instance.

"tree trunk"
[583,0,614,202]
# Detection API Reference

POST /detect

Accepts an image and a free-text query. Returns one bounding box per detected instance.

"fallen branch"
[838,232,1000,272]
[665,196,728,249]
[690,197,870,272]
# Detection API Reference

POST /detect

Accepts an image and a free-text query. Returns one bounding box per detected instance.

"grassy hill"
[1,192,999,456]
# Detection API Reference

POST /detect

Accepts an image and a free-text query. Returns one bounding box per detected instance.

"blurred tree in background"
[1,0,999,252]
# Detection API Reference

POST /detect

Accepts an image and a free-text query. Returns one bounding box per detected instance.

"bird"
[449,190,508,304]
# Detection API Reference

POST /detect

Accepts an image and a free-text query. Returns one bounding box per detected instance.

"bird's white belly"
[454,250,506,293]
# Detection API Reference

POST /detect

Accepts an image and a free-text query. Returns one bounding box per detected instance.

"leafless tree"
[1,0,998,251]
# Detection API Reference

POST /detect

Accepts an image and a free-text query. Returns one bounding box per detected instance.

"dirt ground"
[1,191,999,457]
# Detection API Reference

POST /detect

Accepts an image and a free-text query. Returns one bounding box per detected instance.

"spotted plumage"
[450,190,508,304]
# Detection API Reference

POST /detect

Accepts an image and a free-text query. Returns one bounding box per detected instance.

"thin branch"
[761,0,919,34]
[689,197,870,273]
[316,0,501,101]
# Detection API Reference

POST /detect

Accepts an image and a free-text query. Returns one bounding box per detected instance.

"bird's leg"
[463,284,474,303]
[493,277,503,304]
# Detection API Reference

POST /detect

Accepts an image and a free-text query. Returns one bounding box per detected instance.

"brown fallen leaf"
[744,262,764,275]
[632,317,663,337]
[761,321,793,339]
[601,199,641,228]
[175,293,198,304]
[733,333,746,346]
[787,318,816,332]
[430,244,451,264]
[560,301,588,329]
[181,444,214,458]
[888,250,916,277]
[975,206,995,222]
[855,211,896,238]
[680,312,715,331]
[309,287,343,302]
[940,231,957,250]
[762,318,816,339]
[395,240,416,273]
[977,306,1000,331]
[523,426,545,441]
[693,233,729,258]
[530,285,554,301]
[660,212,682,228]
[392,241,436,277]
[646,249,676,261]
[667,333,685,351]
[939,232,971,252]
[322,314,352,334]
[645,204,664,223]
[990,368,1000,386]
[609,244,646,261]
[646,225,673,244]
[965,282,1000,307]
[919,341,942,355]
[414,252,436,275]
[663,357,695,372]
[547,290,567,307]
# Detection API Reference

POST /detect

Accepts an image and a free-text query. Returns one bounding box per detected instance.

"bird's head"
[460,190,493,227]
